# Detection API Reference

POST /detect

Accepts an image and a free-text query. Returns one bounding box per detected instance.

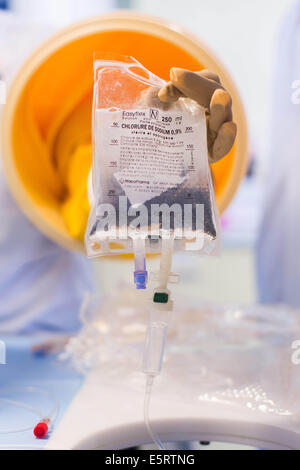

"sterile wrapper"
[62,290,300,422]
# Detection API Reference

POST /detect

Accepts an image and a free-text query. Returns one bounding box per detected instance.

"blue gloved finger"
[196,69,221,84]
[158,69,221,104]
[169,67,224,109]
[158,81,184,102]
[210,121,237,163]
[209,88,233,135]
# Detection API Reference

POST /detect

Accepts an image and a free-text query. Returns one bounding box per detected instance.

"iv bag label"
[95,106,208,207]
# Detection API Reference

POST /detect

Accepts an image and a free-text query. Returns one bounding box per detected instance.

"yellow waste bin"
[1,12,248,252]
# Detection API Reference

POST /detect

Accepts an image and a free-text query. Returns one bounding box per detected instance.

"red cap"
[34,422,49,439]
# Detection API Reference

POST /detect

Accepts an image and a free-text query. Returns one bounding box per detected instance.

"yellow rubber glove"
[159,69,237,163]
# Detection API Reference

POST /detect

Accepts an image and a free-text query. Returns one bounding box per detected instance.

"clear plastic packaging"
[61,291,300,419]
[85,54,220,258]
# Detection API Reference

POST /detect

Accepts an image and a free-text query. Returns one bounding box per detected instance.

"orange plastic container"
[1,12,248,252]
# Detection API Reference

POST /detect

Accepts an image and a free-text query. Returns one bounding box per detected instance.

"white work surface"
[45,371,300,450]
[46,302,300,450]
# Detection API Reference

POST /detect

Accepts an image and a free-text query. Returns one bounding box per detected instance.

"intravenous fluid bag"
[85,54,220,257]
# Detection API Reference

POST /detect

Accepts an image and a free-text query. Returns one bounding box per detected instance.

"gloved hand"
[159,68,237,163]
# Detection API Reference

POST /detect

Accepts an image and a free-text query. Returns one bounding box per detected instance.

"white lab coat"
[0,12,94,334]
[257,0,300,306]
[0,169,94,334]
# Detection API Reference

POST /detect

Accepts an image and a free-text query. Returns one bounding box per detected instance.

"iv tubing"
[143,234,175,450]
[144,376,166,451]
[0,386,59,436]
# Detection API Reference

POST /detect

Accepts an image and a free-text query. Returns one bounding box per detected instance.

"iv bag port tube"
[158,236,174,290]
[133,237,148,290]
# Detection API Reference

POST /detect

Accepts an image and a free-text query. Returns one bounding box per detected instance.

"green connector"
[153,292,169,304]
